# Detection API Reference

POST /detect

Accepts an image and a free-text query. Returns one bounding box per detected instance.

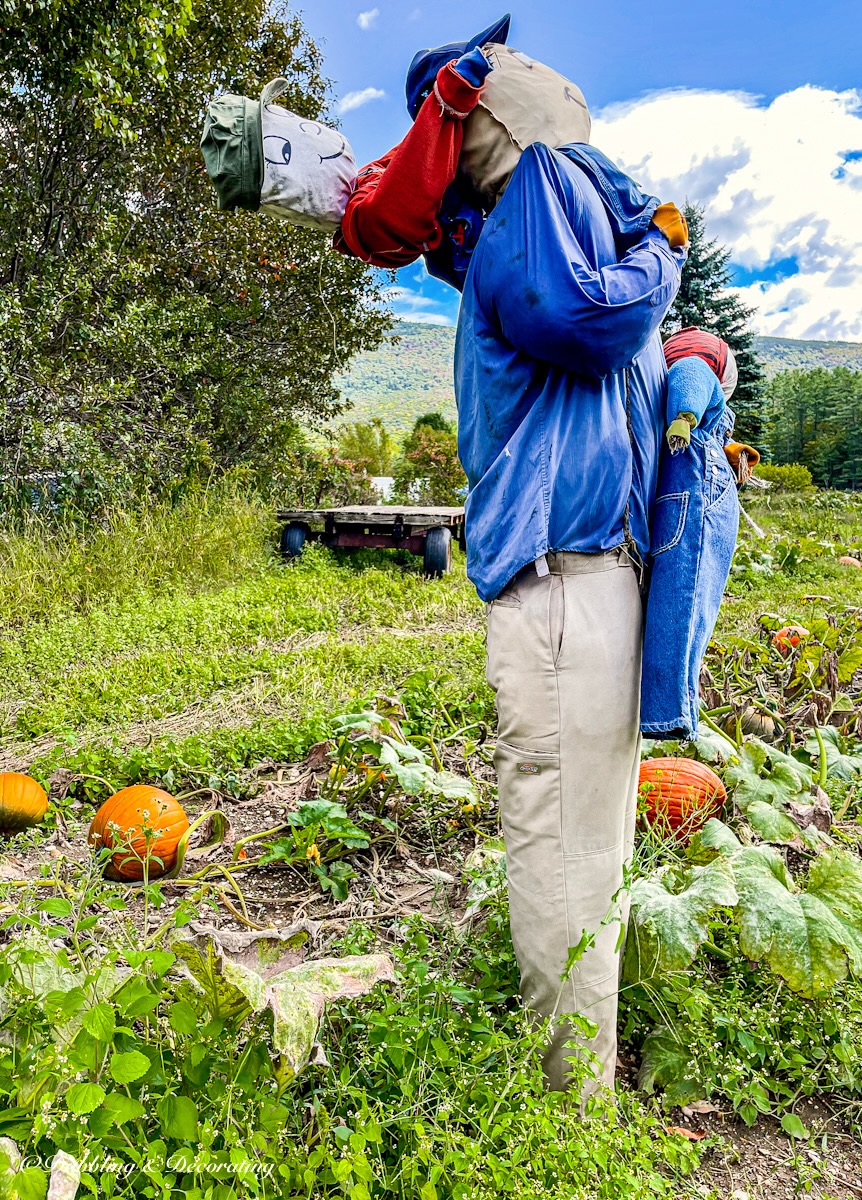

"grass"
[1,481,861,1198]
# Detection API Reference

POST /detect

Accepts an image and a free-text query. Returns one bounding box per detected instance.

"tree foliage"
[337,419,396,476]
[662,204,766,446]
[392,420,466,507]
[764,367,862,490]
[0,0,389,512]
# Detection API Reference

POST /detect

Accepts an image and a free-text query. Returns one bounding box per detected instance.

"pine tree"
[662,204,766,446]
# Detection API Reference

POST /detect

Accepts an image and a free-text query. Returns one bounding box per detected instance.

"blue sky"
[304,2,862,339]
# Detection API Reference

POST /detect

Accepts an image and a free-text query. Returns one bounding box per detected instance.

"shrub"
[755,463,814,491]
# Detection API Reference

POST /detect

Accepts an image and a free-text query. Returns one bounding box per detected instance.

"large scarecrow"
[200,15,755,1103]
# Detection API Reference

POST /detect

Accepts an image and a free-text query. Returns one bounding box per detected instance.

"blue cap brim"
[406,13,511,118]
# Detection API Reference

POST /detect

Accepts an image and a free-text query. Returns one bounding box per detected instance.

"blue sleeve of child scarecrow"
[475,143,683,380]
[666,356,726,432]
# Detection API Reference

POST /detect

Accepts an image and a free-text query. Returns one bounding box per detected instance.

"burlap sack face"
[259,106,357,233]
[459,45,591,210]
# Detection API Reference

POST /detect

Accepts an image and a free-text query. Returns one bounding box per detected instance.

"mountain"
[336,322,862,433]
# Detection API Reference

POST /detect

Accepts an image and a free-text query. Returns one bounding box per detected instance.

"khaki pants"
[486,548,642,1096]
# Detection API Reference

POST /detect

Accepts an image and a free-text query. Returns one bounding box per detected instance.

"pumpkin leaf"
[744,801,804,845]
[694,722,739,763]
[698,817,742,855]
[623,857,738,983]
[174,933,395,1075]
[637,1026,704,1105]
[726,741,811,812]
[731,846,862,997]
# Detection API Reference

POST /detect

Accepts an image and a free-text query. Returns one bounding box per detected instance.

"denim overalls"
[640,356,740,740]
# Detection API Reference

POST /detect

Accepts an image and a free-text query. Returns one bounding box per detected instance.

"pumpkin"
[638,758,727,842]
[838,556,861,569]
[0,772,49,834]
[88,785,189,881]
[771,624,809,656]
[725,706,776,742]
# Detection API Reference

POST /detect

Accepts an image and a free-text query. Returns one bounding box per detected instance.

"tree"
[0,0,389,512]
[764,368,862,490]
[392,424,466,507]
[338,419,396,476]
[411,412,452,434]
[662,204,766,446]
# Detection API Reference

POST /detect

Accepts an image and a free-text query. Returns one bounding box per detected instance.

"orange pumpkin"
[638,758,726,842]
[88,785,189,881]
[0,772,49,834]
[839,556,861,569]
[771,624,809,656]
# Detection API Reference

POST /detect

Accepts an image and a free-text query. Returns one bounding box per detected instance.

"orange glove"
[652,203,689,249]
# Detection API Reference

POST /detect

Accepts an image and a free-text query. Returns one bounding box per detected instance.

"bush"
[755,463,814,491]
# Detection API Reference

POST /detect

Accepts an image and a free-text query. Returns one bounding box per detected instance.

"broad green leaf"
[168,999,199,1036]
[12,1166,48,1200]
[732,846,857,996]
[65,1082,106,1115]
[623,857,738,983]
[836,644,862,684]
[698,817,742,855]
[726,741,811,812]
[82,1002,116,1041]
[156,1095,199,1141]
[781,1113,810,1139]
[431,771,477,802]
[100,1093,146,1126]
[694,722,739,762]
[744,801,803,845]
[109,1049,150,1084]
[805,849,862,973]
[637,1026,704,1104]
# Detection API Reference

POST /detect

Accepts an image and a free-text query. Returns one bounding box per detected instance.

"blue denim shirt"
[640,357,740,740]
[454,143,684,601]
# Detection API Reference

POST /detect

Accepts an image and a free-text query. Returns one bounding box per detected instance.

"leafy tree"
[412,412,452,434]
[338,419,396,476]
[392,424,466,507]
[0,0,389,512]
[764,368,862,490]
[662,204,766,446]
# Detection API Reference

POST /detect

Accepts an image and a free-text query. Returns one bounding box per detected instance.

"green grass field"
[1,484,861,1198]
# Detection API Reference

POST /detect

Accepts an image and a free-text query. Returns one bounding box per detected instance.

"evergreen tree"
[662,205,766,446]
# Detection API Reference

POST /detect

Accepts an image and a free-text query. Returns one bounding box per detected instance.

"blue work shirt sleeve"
[665,357,726,430]
[477,144,683,380]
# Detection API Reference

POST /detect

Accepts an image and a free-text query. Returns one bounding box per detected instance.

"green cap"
[200,79,289,212]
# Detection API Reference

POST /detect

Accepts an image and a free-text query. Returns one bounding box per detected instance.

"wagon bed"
[277,505,465,577]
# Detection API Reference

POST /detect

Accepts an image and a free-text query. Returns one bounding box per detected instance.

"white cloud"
[384,286,454,325]
[357,8,379,30]
[592,86,862,341]
[338,87,386,114]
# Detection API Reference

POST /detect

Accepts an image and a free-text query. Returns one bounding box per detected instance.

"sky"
[303,1,862,341]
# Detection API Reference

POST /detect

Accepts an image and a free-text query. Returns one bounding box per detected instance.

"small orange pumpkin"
[0,772,49,834]
[771,624,809,656]
[639,758,726,843]
[839,556,861,569]
[88,785,189,881]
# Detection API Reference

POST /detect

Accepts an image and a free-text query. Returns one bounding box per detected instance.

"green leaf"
[66,1081,106,1115]
[744,801,803,844]
[13,1166,49,1200]
[623,857,738,982]
[82,1002,116,1041]
[37,898,73,918]
[732,846,861,997]
[637,1025,703,1104]
[101,1092,146,1126]
[698,817,742,855]
[109,1049,151,1083]
[726,741,811,812]
[780,1113,810,1139]
[156,1094,199,1141]
[168,999,199,1036]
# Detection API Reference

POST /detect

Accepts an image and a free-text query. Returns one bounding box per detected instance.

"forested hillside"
[338,323,862,432]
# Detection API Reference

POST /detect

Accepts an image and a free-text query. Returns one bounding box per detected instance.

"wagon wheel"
[423,526,452,578]
[280,522,309,561]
